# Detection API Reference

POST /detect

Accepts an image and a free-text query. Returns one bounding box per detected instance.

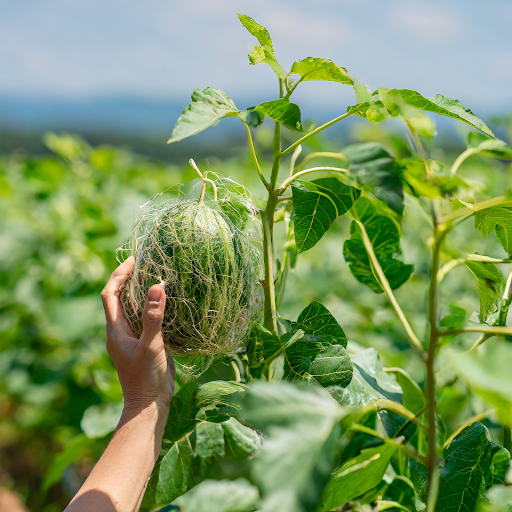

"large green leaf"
[449,340,512,426]
[249,98,303,132]
[195,421,225,459]
[167,87,242,143]
[241,381,353,512]
[173,478,260,512]
[475,207,512,254]
[437,422,492,512]
[292,177,357,253]
[283,302,353,389]
[290,57,354,85]
[349,87,494,136]
[164,383,200,442]
[343,197,414,293]
[342,142,404,215]
[321,442,400,511]
[237,14,287,78]
[464,260,504,325]
[144,439,195,506]
[467,132,512,160]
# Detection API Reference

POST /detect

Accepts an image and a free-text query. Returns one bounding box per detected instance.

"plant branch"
[450,148,478,175]
[439,325,512,337]
[294,151,349,172]
[260,208,278,333]
[374,399,428,435]
[281,110,355,157]
[440,195,512,225]
[289,144,303,176]
[353,219,424,355]
[277,167,349,195]
[243,122,271,191]
[437,258,464,283]
[190,159,218,202]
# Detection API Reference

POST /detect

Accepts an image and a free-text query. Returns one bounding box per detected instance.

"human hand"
[100,256,175,414]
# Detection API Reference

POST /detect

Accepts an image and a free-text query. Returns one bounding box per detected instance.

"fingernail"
[148,286,161,302]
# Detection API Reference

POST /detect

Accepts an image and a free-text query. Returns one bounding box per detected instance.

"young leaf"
[437,422,492,512]
[349,88,494,136]
[385,367,426,414]
[168,87,242,143]
[292,177,357,253]
[475,207,512,254]
[222,417,261,459]
[488,443,511,487]
[143,439,195,506]
[464,260,503,325]
[467,132,512,160]
[343,197,414,293]
[321,441,400,511]
[449,340,512,427]
[237,14,287,78]
[172,478,260,512]
[342,142,404,215]
[248,98,303,132]
[290,57,354,85]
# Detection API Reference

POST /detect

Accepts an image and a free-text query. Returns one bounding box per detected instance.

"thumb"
[141,284,166,343]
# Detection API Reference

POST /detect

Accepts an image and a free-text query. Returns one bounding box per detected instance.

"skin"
[65,256,175,512]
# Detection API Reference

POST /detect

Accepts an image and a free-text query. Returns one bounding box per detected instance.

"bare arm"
[65,257,175,512]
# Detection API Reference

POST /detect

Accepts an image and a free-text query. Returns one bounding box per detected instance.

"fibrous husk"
[117,181,262,379]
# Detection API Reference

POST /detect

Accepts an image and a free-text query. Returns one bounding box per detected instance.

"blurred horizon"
[1,0,511,147]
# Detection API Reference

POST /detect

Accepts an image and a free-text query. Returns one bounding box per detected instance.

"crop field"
[1,11,512,512]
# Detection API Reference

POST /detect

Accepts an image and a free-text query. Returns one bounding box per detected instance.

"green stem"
[277,167,349,195]
[294,151,349,172]
[260,204,278,334]
[440,195,512,225]
[354,219,423,355]
[271,121,282,189]
[439,325,512,337]
[450,148,478,175]
[281,110,354,157]
[426,209,445,503]
[243,122,270,190]
[375,399,428,436]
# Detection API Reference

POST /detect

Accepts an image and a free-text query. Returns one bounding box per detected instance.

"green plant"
[131,14,512,512]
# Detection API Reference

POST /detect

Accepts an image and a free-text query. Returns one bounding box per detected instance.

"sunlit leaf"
[449,340,512,426]
[475,207,512,254]
[173,478,260,512]
[467,132,512,160]
[290,57,354,85]
[308,345,353,388]
[195,421,225,459]
[342,142,404,215]
[292,178,357,253]
[222,417,261,459]
[464,260,503,325]
[167,87,241,143]
[248,98,303,132]
[437,422,492,512]
[237,14,287,78]
[321,441,400,511]
[344,197,414,293]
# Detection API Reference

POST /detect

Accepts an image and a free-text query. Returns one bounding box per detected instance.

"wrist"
[121,400,170,429]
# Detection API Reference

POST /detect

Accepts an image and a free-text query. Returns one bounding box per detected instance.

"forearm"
[65,402,169,512]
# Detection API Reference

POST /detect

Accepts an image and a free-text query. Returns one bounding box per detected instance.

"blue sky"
[1,0,511,132]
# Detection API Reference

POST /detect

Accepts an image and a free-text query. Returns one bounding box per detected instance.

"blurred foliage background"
[1,115,511,510]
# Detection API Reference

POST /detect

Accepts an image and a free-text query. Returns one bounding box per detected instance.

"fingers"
[140,284,166,344]
[101,256,135,327]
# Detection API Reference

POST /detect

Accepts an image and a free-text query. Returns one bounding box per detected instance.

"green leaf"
[167,87,241,143]
[144,439,195,506]
[476,485,512,512]
[467,132,512,160]
[164,383,200,442]
[342,142,404,215]
[80,402,123,439]
[464,260,504,325]
[292,178,357,253]
[385,367,426,414]
[437,422,492,512]
[222,417,261,460]
[246,324,282,378]
[321,441,400,511]
[173,478,260,512]
[308,345,353,388]
[488,443,511,486]
[241,381,352,512]
[449,340,512,427]
[331,348,403,406]
[290,57,354,85]
[249,98,303,132]
[195,421,225,459]
[384,475,416,511]
[349,88,494,136]
[475,207,512,254]
[195,381,246,409]
[237,14,287,78]
[343,197,414,293]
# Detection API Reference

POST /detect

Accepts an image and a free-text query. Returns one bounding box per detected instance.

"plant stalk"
[277,167,349,194]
